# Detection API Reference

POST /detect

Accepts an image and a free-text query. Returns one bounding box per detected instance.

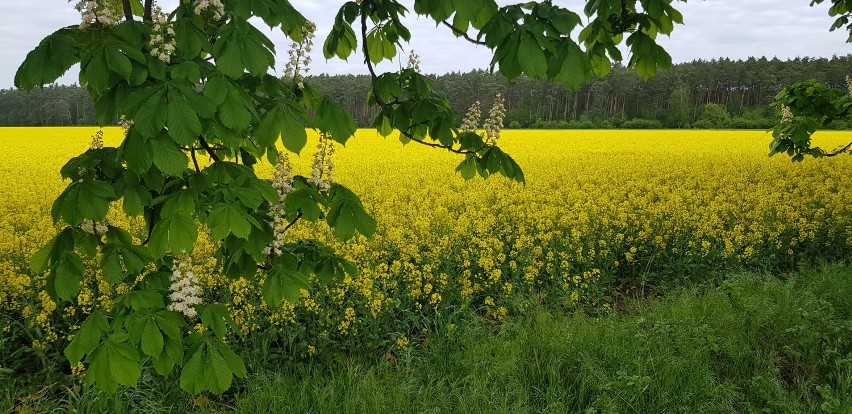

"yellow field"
[1,127,851,353]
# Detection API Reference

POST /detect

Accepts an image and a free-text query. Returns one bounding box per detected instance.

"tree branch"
[143,0,153,21]
[198,137,221,162]
[121,0,134,22]
[822,141,852,157]
[441,21,487,46]
[283,211,303,233]
[361,12,388,107]
[190,148,201,172]
[361,11,476,155]
[401,129,476,154]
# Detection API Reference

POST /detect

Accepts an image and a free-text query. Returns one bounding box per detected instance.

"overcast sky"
[1,0,849,89]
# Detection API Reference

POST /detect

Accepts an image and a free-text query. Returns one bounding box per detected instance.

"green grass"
[4,263,852,413]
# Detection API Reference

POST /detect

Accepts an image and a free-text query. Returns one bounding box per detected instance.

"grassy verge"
[4,263,851,413]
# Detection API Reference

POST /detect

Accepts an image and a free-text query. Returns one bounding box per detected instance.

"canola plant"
[1,127,850,359]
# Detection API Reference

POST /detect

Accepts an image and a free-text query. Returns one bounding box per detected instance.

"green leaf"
[554,42,591,90]
[208,204,252,240]
[161,190,197,217]
[105,48,132,80]
[263,267,310,307]
[101,246,125,284]
[65,311,107,364]
[167,100,201,146]
[180,345,205,394]
[53,180,116,225]
[204,76,229,106]
[218,84,254,131]
[54,251,84,301]
[315,96,357,145]
[126,290,165,311]
[122,185,151,216]
[88,339,142,393]
[212,340,246,378]
[205,347,233,394]
[151,135,189,176]
[108,341,142,387]
[15,27,81,90]
[30,237,55,274]
[141,318,164,357]
[325,185,376,240]
[200,304,234,338]
[518,32,547,78]
[255,104,308,153]
[121,130,154,173]
[285,189,323,221]
[456,156,478,180]
[150,213,198,257]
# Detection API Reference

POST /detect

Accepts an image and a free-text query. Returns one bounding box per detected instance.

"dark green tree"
[666,87,691,128]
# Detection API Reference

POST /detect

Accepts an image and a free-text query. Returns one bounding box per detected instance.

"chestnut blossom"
[483,94,505,145]
[192,0,224,20]
[407,50,421,72]
[283,21,316,84]
[74,0,119,29]
[168,255,203,318]
[308,132,335,190]
[149,7,177,63]
[460,101,481,133]
[264,152,295,256]
[780,105,793,123]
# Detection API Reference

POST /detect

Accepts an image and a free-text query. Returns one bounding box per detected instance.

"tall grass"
[4,263,850,413]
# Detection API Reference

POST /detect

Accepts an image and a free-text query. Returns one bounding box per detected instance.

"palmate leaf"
[101,243,151,284]
[325,184,376,241]
[141,318,165,357]
[208,204,253,240]
[54,251,84,301]
[314,96,357,145]
[180,337,246,395]
[149,213,198,257]
[65,311,109,364]
[15,26,81,90]
[262,266,310,307]
[254,102,308,152]
[150,134,189,176]
[518,32,547,78]
[166,99,202,146]
[86,337,142,393]
[51,180,117,225]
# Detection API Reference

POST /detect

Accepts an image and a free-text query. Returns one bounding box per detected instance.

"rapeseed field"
[1,127,850,358]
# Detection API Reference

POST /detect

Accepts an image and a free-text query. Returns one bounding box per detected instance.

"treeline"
[2,55,850,129]
[0,84,95,126]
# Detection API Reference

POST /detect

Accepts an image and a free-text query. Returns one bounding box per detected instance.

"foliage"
[666,87,690,128]
[771,79,852,161]
[6,263,851,413]
[693,103,731,129]
[13,0,690,396]
[767,0,852,161]
[620,118,664,129]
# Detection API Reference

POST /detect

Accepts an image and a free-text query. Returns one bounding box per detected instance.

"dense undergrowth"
[4,263,851,413]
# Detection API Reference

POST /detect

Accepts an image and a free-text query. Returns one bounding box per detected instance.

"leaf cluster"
[771,79,852,161]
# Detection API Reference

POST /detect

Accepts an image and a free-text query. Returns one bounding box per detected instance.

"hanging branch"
[441,21,487,46]
[360,12,477,155]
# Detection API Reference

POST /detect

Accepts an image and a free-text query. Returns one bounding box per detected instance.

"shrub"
[621,118,664,129]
